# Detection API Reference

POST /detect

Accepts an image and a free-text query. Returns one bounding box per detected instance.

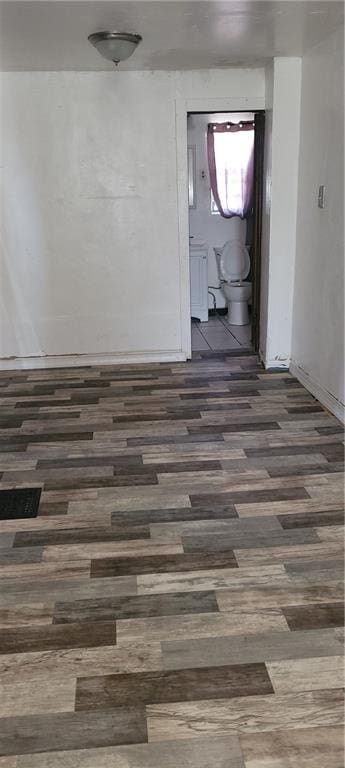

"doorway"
[187,110,265,355]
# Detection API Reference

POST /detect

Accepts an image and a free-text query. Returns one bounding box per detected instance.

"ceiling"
[0,1,343,71]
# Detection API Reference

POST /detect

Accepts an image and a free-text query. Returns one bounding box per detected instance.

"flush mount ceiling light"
[88,31,142,65]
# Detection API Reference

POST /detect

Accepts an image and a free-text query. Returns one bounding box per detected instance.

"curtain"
[207,121,255,219]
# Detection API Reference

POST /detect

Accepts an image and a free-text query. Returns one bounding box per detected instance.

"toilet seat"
[218,239,250,283]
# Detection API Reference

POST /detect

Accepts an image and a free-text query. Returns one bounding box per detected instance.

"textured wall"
[261,58,302,368]
[0,68,264,361]
[291,28,344,413]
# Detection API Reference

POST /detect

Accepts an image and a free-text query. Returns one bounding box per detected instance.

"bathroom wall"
[290,27,344,420]
[0,68,264,365]
[187,112,254,309]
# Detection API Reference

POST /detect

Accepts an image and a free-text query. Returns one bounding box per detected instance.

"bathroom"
[188,111,263,353]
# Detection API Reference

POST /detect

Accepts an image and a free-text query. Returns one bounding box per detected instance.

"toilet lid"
[219,239,250,282]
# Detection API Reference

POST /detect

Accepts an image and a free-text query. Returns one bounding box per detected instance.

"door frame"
[175,96,265,359]
[251,111,265,353]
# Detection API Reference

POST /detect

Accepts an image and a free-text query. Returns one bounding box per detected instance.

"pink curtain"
[207,121,255,219]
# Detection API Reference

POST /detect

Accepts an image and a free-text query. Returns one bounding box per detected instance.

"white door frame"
[175,96,265,359]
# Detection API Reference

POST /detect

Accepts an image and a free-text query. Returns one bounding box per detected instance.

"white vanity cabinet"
[189,243,208,322]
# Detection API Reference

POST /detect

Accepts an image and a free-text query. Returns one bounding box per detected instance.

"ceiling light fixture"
[88,31,142,66]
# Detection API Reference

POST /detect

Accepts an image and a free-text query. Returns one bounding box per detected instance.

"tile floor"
[191,314,252,352]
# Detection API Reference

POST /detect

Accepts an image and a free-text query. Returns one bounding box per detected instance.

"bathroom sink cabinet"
[190,244,208,322]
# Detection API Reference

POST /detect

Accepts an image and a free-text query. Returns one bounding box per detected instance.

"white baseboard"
[290,360,345,424]
[0,350,187,371]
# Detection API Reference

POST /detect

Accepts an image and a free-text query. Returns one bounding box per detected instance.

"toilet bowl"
[222,281,252,325]
[214,218,252,326]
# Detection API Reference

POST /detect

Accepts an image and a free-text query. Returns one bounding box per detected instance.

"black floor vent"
[0,488,42,520]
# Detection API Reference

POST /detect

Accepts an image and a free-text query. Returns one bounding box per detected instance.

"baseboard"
[0,350,187,371]
[290,360,345,424]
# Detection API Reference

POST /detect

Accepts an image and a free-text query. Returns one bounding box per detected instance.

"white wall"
[259,63,274,362]
[188,112,254,309]
[261,58,302,368]
[290,28,344,421]
[0,68,264,365]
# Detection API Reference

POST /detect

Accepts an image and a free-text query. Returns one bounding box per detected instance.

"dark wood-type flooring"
[0,350,344,767]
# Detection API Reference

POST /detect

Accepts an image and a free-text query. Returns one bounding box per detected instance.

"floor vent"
[0,488,42,520]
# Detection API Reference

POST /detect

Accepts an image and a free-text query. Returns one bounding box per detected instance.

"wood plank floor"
[0,350,344,767]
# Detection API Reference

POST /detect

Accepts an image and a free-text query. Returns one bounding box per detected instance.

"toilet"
[214,218,252,326]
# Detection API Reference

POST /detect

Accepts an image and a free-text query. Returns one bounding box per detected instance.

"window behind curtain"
[208,122,255,218]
